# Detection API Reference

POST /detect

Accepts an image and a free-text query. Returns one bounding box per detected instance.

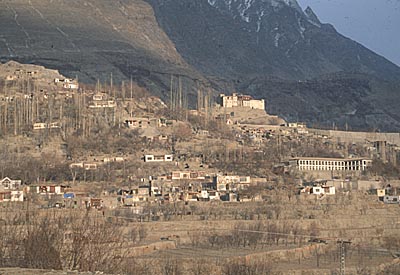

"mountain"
[1,0,400,131]
[146,0,400,131]
[0,0,201,98]
[147,0,400,81]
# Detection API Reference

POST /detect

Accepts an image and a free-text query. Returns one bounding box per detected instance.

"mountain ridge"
[148,0,400,82]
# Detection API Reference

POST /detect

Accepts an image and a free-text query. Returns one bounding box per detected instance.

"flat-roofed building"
[291,157,372,171]
[144,154,173,162]
[220,93,265,110]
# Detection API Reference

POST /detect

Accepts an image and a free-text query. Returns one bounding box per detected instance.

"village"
[1,61,400,274]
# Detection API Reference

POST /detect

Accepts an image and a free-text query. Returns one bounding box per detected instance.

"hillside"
[2,61,400,275]
[1,0,400,130]
[0,0,202,98]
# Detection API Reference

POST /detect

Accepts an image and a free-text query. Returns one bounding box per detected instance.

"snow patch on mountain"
[256,10,265,32]
[208,0,307,28]
[274,32,282,47]
[207,0,322,42]
[304,6,321,28]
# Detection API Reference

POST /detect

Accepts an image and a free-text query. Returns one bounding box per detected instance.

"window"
[145,155,154,161]
[165,155,172,161]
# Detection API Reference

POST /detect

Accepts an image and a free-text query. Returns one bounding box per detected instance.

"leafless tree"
[222,258,272,275]
[161,257,183,275]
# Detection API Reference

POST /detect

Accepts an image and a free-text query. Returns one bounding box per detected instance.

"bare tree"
[161,257,183,275]
[222,258,272,275]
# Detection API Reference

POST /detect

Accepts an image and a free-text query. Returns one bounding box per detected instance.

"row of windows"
[299,166,363,171]
[298,160,366,165]
[297,159,369,171]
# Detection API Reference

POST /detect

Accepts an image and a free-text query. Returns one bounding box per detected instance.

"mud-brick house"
[215,175,251,191]
[172,171,206,180]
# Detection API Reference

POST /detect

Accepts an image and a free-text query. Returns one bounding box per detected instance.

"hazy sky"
[297,0,400,66]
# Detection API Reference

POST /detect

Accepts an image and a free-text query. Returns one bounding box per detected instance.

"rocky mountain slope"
[0,0,202,97]
[148,0,400,82]
[1,0,400,131]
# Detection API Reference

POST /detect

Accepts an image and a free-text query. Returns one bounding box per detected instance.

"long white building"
[291,157,372,171]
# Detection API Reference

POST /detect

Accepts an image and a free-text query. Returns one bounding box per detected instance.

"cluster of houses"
[3,88,400,210]
[0,177,104,209]
[118,173,253,205]
[3,168,400,208]
[119,170,400,205]
[69,154,175,173]
[1,171,253,208]
[4,66,39,82]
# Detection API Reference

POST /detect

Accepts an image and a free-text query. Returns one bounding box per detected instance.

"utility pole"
[337,240,351,275]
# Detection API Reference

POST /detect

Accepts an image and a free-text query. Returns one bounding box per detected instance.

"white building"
[291,157,372,171]
[33,123,47,130]
[287,122,308,134]
[288,122,307,128]
[125,118,151,129]
[33,122,61,130]
[0,190,24,202]
[220,93,265,110]
[11,190,24,202]
[63,82,79,89]
[311,186,336,195]
[26,185,66,195]
[55,78,79,89]
[89,100,116,108]
[0,177,22,190]
[144,154,173,162]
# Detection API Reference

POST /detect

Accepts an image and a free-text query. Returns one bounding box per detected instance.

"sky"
[297,0,400,66]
